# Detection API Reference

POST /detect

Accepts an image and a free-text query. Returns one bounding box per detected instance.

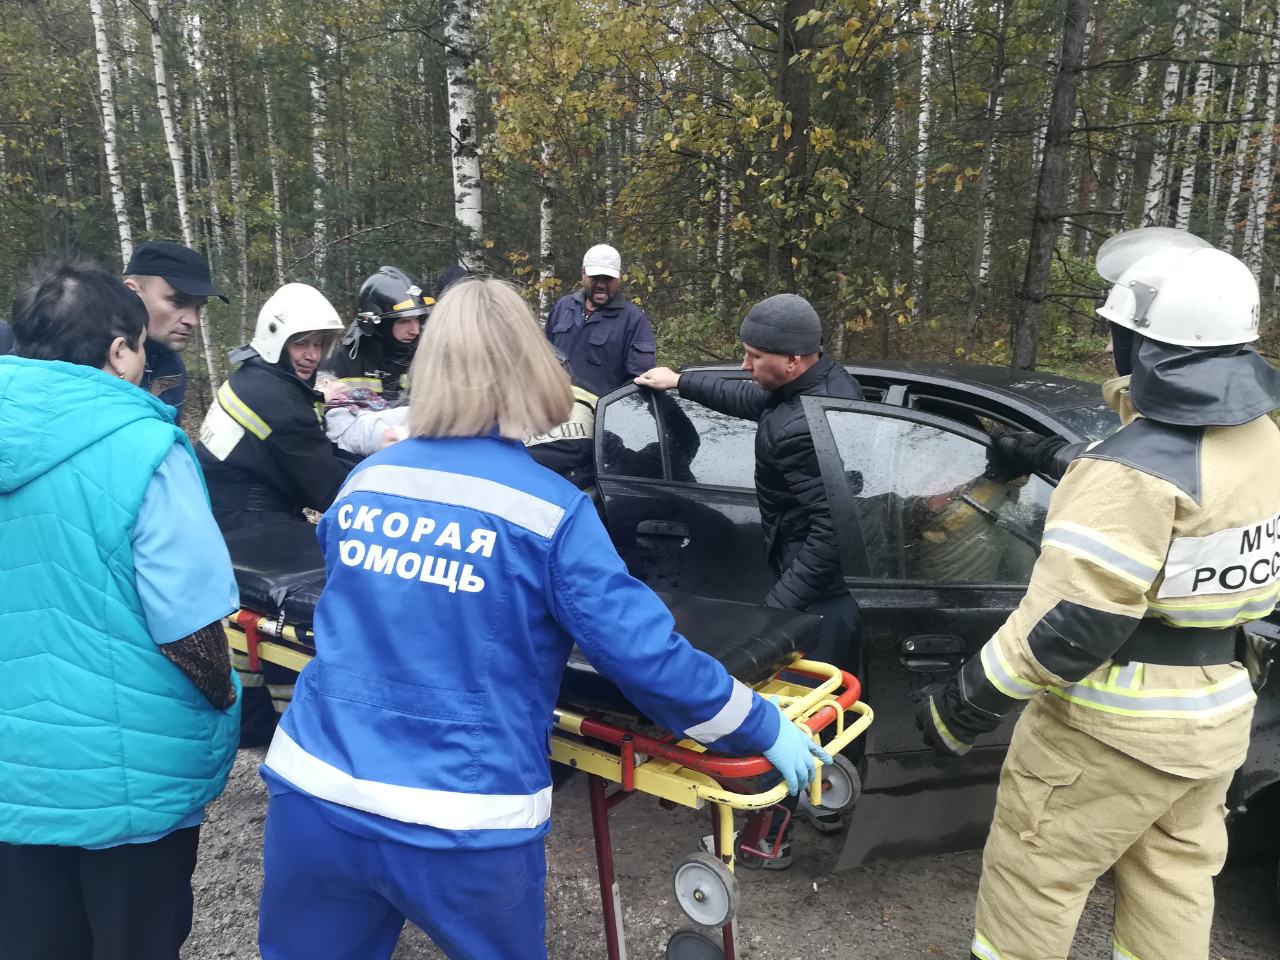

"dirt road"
[186,750,1278,959]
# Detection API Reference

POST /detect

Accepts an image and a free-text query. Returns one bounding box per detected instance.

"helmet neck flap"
[1129,338,1280,427]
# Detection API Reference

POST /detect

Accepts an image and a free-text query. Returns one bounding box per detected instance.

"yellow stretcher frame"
[226,614,872,865]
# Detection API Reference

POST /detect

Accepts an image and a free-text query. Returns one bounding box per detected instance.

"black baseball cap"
[124,240,229,302]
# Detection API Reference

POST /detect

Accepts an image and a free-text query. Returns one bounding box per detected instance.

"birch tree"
[1243,57,1279,281]
[146,0,214,386]
[965,0,1011,350]
[443,0,484,269]
[538,141,555,317]
[114,0,154,232]
[1224,14,1264,246]
[911,1,934,317]
[308,32,330,279]
[223,14,249,339]
[1142,3,1193,226]
[1174,5,1217,231]
[89,0,132,265]
[186,12,223,256]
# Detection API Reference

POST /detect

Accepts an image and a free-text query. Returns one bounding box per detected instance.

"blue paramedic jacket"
[264,434,781,848]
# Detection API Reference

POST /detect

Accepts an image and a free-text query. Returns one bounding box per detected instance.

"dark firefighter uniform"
[321,266,436,404]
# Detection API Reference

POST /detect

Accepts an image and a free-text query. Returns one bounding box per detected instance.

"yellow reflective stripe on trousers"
[217,381,272,440]
[1147,584,1279,628]
[1051,669,1254,719]
[1042,521,1162,589]
[971,933,1005,960]
[1113,935,1142,959]
[980,642,1043,700]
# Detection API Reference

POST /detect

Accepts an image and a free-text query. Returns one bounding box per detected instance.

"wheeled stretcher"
[223,522,873,960]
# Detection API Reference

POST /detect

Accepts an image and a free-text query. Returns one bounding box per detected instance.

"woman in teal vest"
[0,259,241,960]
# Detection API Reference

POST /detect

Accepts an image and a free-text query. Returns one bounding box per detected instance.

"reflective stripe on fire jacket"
[263,434,780,848]
[950,377,1280,778]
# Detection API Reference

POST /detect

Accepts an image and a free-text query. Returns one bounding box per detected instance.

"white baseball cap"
[582,243,622,278]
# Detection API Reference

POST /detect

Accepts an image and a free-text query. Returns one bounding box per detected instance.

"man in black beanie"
[635,293,863,867]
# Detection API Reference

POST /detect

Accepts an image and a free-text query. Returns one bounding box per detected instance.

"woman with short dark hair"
[0,258,241,960]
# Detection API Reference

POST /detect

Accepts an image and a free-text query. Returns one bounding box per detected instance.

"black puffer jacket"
[678,355,862,610]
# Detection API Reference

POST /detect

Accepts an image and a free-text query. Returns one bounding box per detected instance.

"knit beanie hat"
[738,294,822,355]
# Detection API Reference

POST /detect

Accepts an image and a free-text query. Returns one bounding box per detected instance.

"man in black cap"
[124,240,228,420]
[635,293,863,865]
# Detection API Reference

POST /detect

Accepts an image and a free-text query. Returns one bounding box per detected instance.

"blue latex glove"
[762,698,833,795]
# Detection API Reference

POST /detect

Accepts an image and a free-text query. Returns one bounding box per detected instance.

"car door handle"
[901,634,966,673]
[636,520,690,539]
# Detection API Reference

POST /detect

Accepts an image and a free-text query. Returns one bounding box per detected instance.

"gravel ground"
[187,749,1280,959]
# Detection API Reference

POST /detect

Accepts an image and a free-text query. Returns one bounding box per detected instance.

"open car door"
[800,396,1058,868]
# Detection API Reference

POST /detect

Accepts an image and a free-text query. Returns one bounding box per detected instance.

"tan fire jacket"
[955,377,1280,779]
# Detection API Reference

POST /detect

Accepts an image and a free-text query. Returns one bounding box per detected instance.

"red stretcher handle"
[574,670,861,780]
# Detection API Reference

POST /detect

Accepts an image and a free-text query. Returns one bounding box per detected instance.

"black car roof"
[684,359,1103,412]
[846,360,1103,412]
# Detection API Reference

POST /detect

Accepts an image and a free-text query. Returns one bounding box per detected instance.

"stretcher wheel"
[672,852,738,927]
[814,754,862,813]
[665,926,725,959]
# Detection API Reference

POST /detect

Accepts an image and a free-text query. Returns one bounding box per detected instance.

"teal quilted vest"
[0,356,240,846]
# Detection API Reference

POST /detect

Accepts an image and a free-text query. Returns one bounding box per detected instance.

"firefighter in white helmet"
[196,283,352,533]
[915,227,1280,960]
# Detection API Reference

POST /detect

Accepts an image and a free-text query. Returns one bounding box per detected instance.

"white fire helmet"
[1096,229,1260,348]
[249,283,345,363]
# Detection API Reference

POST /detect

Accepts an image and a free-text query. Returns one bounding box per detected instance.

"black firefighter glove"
[987,428,1069,481]
[910,679,1002,758]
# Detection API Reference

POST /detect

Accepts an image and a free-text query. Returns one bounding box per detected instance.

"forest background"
[3,0,1280,415]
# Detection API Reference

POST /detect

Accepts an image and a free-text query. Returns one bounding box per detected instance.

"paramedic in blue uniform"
[257,277,828,960]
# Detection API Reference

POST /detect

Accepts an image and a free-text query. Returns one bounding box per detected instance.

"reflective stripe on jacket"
[264,435,779,848]
[957,378,1280,778]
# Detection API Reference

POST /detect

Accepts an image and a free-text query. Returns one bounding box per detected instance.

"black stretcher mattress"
[224,520,822,713]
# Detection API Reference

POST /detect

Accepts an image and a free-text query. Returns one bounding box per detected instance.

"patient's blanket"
[224,521,823,716]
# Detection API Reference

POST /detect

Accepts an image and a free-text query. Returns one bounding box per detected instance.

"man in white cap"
[544,243,655,395]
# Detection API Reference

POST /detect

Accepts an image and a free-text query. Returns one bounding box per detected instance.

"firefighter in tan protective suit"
[913,227,1280,960]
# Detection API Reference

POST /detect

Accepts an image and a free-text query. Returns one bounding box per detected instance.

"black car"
[592,361,1279,883]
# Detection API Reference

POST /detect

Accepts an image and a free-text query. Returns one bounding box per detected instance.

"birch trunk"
[910,1,934,318]
[1174,6,1216,230]
[147,0,213,385]
[147,0,194,246]
[538,142,555,319]
[443,0,484,269]
[115,0,154,232]
[186,13,223,256]
[1114,62,1149,227]
[90,0,133,265]
[1224,29,1264,245]
[1142,3,1193,226]
[966,0,1011,351]
[1012,0,1090,370]
[1244,57,1279,280]
[224,31,249,340]
[263,68,286,286]
[308,48,329,280]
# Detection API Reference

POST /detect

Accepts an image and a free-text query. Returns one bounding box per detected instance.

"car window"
[666,394,756,488]
[824,410,1051,584]
[599,392,663,479]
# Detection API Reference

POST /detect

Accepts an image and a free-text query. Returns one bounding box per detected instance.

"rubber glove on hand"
[762,699,833,795]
